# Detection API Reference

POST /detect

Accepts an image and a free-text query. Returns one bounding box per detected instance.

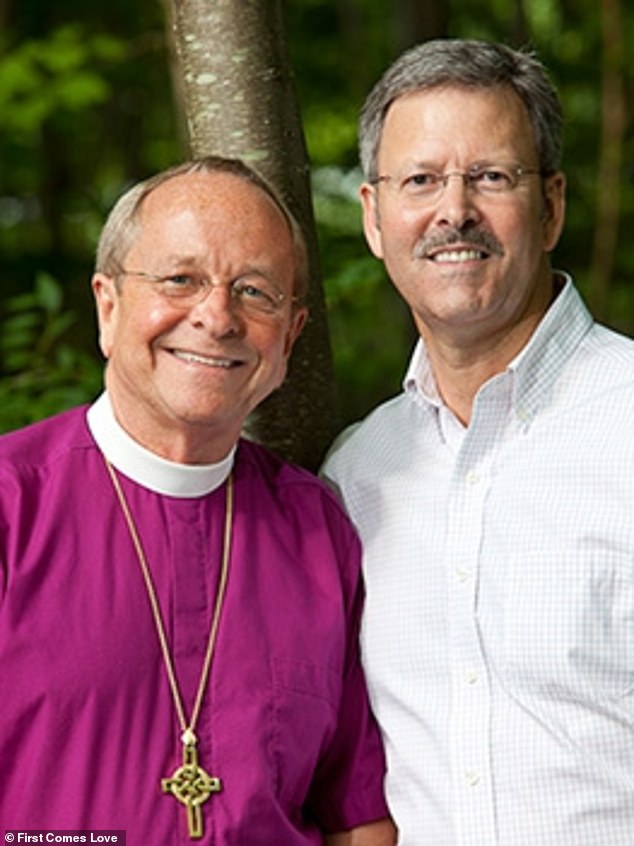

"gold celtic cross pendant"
[162,741,222,839]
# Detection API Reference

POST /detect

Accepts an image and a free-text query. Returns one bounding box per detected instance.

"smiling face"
[92,171,307,463]
[360,85,565,353]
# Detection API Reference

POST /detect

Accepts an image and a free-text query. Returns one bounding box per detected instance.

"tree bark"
[164,0,339,470]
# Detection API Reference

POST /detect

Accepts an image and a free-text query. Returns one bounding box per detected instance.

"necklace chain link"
[104,459,234,740]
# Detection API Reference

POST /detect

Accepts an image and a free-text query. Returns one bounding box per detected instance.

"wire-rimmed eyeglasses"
[115,270,293,316]
[370,163,544,203]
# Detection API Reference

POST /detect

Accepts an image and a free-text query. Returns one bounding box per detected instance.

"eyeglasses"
[116,270,292,316]
[371,164,543,203]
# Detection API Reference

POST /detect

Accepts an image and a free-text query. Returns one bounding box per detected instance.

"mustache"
[413,227,504,259]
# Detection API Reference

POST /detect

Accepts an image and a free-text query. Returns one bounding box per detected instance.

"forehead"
[379,84,536,165]
[121,170,299,291]
[140,171,288,231]
[127,171,293,265]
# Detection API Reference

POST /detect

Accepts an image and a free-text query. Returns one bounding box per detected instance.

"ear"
[282,306,309,358]
[359,182,385,259]
[91,272,119,358]
[541,171,566,253]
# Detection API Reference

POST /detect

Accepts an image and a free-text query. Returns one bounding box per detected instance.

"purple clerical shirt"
[0,403,388,844]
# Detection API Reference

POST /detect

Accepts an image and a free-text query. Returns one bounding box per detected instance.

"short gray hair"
[95,156,309,301]
[359,39,563,181]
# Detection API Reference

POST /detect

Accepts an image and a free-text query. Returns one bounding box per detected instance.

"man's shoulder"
[587,322,634,363]
[235,437,362,554]
[236,436,350,511]
[570,322,634,401]
[323,392,413,474]
[0,405,92,468]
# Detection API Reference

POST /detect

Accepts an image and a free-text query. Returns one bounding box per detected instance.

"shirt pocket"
[269,656,341,805]
[500,550,634,703]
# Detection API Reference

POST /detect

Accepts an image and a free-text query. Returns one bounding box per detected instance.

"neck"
[104,378,240,464]
[426,344,510,426]
[87,392,235,497]
[421,305,548,426]
[119,422,236,465]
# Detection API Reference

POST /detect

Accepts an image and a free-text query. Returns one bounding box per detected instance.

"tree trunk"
[163,0,339,470]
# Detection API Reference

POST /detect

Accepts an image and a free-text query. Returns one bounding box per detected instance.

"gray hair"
[95,156,309,301]
[359,39,563,181]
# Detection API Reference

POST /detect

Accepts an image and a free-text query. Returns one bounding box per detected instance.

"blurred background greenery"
[1,0,632,431]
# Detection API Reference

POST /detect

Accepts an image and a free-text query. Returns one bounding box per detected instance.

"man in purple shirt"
[0,156,394,845]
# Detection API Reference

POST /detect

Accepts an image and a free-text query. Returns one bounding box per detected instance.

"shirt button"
[456,568,471,582]
[465,770,481,786]
[465,469,480,485]
[465,669,479,685]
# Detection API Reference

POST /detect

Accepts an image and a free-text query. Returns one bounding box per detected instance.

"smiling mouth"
[171,350,241,368]
[415,227,504,263]
[429,248,489,262]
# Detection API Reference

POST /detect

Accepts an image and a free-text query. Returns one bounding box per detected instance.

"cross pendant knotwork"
[162,742,222,839]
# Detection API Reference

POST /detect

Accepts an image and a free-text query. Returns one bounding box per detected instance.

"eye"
[471,167,514,191]
[401,171,441,194]
[161,274,202,294]
[232,277,282,312]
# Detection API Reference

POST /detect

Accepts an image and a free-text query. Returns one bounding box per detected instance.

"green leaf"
[34,272,63,312]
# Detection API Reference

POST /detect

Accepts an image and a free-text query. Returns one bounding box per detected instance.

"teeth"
[173,351,235,368]
[432,249,484,262]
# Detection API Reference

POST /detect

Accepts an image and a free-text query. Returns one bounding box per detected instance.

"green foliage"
[312,166,414,421]
[523,0,563,40]
[3,0,634,430]
[0,273,102,432]
[0,7,179,292]
[0,25,124,137]
[302,103,360,167]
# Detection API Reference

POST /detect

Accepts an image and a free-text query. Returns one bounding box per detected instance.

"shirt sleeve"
[305,526,390,832]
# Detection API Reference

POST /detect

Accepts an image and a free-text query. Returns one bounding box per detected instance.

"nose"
[432,172,482,230]
[188,285,243,337]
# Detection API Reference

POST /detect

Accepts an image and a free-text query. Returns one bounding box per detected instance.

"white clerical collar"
[86,392,235,498]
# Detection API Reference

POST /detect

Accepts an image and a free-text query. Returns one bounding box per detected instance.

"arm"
[324,818,397,846]
[307,503,393,844]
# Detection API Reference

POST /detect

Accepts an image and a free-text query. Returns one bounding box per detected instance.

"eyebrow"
[400,156,517,170]
[157,254,200,266]
[148,257,279,282]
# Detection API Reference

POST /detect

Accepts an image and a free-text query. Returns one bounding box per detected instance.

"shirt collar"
[86,392,235,498]
[404,273,594,423]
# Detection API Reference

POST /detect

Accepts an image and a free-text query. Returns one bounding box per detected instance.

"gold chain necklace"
[104,458,233,840]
